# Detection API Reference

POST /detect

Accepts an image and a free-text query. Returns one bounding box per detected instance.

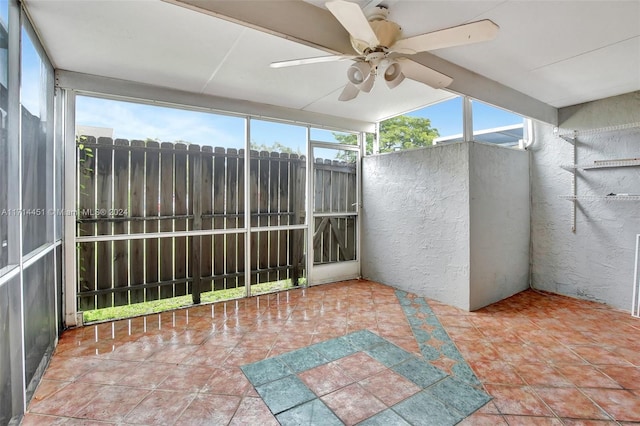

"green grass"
[82,278,306,323]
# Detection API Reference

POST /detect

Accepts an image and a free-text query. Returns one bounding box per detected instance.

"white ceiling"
[25,0,640,126]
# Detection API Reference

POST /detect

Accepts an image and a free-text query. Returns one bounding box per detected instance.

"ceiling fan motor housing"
[350,6,402,54]
[321,0,494,100]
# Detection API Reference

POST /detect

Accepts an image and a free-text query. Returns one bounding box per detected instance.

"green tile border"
[241,327,491,425]
[394,289,483,387]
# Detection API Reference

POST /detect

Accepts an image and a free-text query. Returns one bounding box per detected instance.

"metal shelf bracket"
[559,134,576,145]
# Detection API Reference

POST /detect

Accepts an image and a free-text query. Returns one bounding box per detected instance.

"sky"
[75,93,524,153]
[21,28,45,117]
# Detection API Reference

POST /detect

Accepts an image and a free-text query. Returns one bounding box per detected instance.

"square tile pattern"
[241,330,491,425]
[23,280,640,425]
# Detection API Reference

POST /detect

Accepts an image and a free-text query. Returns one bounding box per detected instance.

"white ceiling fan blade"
[270,55,358,68]
[326,0,379,48]
[338,83,360,101]
[358,73,375,93]
[399,59,453,89]
[392,19,499,54]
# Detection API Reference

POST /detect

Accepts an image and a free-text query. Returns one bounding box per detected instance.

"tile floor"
[241,329,490,425]
[23,279,640,425]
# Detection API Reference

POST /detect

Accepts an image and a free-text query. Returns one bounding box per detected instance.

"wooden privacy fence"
[76,137,357,311]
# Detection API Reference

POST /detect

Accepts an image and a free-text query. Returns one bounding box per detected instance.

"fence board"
[77,136,96,310]
[95,137,113,309]
[347,170,357,260]
[213,147,226,291]
[189,144,202,303]
[226,148,239,289]
[160,142,174,299]
[331,161,348,260]
[334,161,346,213]
[325,160,336,262]
[314,158,323,214]
[258,151,270,283]
[174,143,188,296]
[200,146,213,293]
[237,149,246,285]
[129,140,145,303]
[269,151,280,282]
[314,158,324,265]
[145,140,160,301]
[278,153,290,282]
[112,138,129,306]
[290,155,305,285]
[249,150,259,285]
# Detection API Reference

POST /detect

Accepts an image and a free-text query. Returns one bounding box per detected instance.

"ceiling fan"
[270,0,499,101]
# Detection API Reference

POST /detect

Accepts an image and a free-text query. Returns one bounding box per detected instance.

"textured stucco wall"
[530,91,640,310]
[362,141,530,310]
[361,143,471,309]
[469,142,530,310]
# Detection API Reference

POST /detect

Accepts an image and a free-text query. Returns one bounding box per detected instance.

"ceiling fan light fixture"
[380,59,404,89]
[347,61,372,86]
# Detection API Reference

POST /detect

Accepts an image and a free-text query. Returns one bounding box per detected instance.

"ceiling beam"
[409,53,558,125]
[165,0,353,54]
[168,0,558,125]
[56,70,376,133]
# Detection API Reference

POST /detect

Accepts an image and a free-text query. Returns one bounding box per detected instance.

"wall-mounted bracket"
[559,164,577,173]
[559,134,576,145]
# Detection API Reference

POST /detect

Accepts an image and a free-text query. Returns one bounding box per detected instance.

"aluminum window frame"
[62,82,367,324]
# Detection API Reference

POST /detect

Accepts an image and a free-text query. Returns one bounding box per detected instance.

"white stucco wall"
[530,91,640,310]
[361,143,471,309]
[469,142,530,310]
[362,141,530,311]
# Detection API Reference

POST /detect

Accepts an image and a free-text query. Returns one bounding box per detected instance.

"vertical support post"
[62,90,78,326]
[8,0,25,415]
[289,151,305,286]
[373,122,380,154]
[571,130,577,233]
[53,86,63,334]
[632,234,640,317]
[6,0,19,269]
[190,145,202,304]
[463,95,473,143]
[244,117,252,297]
[290,156,298,286]
[356,133,362,270]
[306,127,313,285]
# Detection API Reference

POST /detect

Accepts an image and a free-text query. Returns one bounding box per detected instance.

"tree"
[333,115,439,155]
